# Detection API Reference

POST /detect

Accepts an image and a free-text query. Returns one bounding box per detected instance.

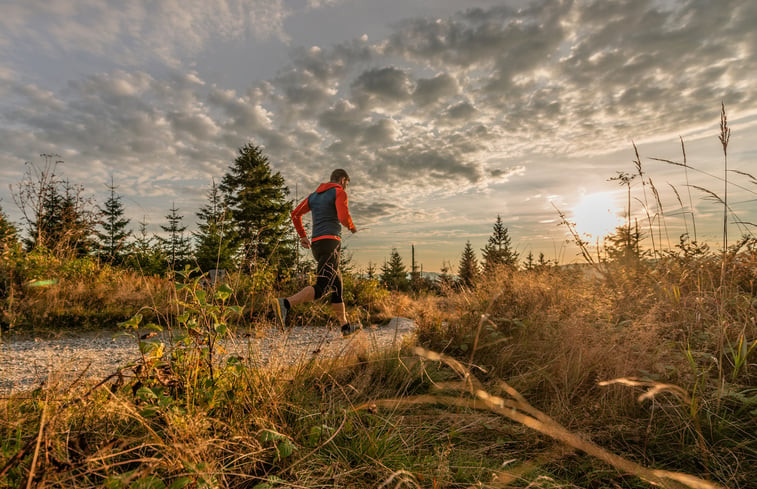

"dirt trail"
[0,318,415,394]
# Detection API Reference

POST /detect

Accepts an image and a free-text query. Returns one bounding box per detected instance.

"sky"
[1,0,756,272]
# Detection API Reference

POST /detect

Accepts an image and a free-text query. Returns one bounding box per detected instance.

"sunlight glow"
[571,192,622,238]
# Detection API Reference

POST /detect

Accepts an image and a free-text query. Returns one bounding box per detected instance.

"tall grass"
[2,247,755,487]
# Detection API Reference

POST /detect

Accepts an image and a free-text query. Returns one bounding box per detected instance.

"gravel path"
[0,318,415,394]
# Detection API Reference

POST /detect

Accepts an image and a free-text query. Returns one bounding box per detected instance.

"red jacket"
[292,183,355,241]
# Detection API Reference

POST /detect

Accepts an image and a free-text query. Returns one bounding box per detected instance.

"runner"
[275,169,360,337]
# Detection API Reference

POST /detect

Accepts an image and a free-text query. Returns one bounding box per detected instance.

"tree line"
[0,145,545,290]
[370,215,553,292]
[1,144,296,276]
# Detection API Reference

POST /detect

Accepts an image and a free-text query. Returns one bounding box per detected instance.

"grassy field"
[1,245,755,488]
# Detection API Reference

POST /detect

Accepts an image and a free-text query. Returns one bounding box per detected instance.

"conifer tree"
[194,180,238,272]
[482,215,518,272]
[524,251,535,270]
[159,203,191,270]
[219,143,294,270]
[605,221,645,265]
[537,252,550,268]
[45,180,97,257]
[381,248,409,291]
[458,240,479,287]
[126,217,165,275]
[0,205,16,246]
[438,260,455,289]
[96,177,131,264]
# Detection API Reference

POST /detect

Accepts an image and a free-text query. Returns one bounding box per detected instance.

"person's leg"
[330,301,348,325]
[287,286,315,306]
[275,242,326,325]
[326,250,358,336]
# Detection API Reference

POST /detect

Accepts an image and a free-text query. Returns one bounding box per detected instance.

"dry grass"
[2,256,755,488]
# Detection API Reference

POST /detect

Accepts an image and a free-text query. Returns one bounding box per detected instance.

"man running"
[275,169,359,336]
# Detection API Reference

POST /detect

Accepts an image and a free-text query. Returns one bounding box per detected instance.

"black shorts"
[311,238,342,304]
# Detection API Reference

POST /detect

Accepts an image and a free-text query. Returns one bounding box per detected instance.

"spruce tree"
[458,240,479,287]
[96,177,131,264]
[48,180,97,257]
[126,217,165,275]
[380,248,409,291]
[605,221,644,265]
[14,154,63,251]
[159,203,191,271]
[366,261,377,280]
[219,143,294,271]
[524,251,535,270]
[194,180,238,272]
[0,205,16,246]
[481,215,518,272]
[438,260,455,289]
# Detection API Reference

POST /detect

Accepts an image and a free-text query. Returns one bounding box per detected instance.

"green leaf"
[139,406,160,418]
[252,476,285,489]
[166,477,192,489]
[196,289,207,305]
[214,323,228,335]
[215,283,233,301]
[307,424,333,446]
[131,475,166,489]
[136,386,158,400]
[118,314,143,330]
[139,341,163,356]
[104,477,124,489]
[257,429,284,443]
[276,439,294,460]
[144,323,163,332]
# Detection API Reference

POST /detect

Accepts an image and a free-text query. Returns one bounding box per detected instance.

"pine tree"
[126,217,165,275]
[380,248,409,291]
[96,177,131,264]
[194,180,238,272]
[605,221,644,265]
[159,203,191,271]
[458,241,479,287]
[365,261,377,280]
[45,180,97,257]
[0,205,16,245]
[438,260,455,290]
[537,252,550,268]
[219,143,294,271]
[524,251,535,270]
[481,215,518,272]
[13,156,95,256]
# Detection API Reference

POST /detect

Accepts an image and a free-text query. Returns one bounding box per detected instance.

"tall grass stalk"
[370,347,727,489]
[649,177,672,250]
[719,102,731,257]
[680,137,698,241]
[669,183,690,239]
[633,141,657,257]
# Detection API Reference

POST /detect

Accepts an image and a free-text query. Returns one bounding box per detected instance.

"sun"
[571,192,622,239]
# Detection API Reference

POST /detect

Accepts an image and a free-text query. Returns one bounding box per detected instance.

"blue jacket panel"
[308,187,341,238]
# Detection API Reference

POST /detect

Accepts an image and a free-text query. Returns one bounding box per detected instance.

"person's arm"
[335,188,356,232]
[291,196,312,246]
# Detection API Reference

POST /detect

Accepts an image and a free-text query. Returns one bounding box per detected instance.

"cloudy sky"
[1,0,756,271]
